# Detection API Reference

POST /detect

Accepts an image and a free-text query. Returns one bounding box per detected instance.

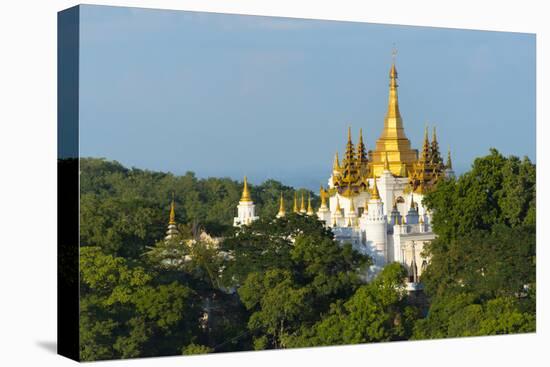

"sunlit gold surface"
[369,62,418,177]
[240,176,252,202]
[169,195,176,225]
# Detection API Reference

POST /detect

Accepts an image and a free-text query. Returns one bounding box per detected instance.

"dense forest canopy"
[77,149,535,361]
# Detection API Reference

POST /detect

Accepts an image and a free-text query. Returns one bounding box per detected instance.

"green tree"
[287,263,414,347]
[415,149,536,340]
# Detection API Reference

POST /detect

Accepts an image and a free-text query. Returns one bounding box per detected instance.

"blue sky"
[79,5,535,190]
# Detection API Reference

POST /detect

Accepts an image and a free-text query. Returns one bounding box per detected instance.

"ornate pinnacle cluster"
[332,127,370,195]
[408,124,448,194]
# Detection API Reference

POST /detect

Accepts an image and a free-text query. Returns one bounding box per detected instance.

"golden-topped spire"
[357,128,367,164]
[370,55,418,177]
[320,186,328,209]
[333,152,341,172]
[169,192,176,225]
[240,176,252,202]
[165,192,179,241]
[410,194,416,210]
[335,195,342,212]
[293,192,299,213]
[431,126,442,165]
[307,194,314,216]
[300,193,306,213]
[386,57,402,122]
[447,146,453,170]
[371,176,380,200]
[344,126,355,167]
[277,192,286,218]
[349,195,355,212]
[421,125,430,161]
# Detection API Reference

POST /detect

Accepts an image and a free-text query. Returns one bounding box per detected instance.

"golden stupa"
[368,61,418,177]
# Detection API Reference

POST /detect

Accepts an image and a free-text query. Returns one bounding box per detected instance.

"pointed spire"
[300,193,306,213]
[410,194,416,210]
[293,192,299,213]
[446,146,453,170]
[277,192,286,218]
[169,192,176,225]
[320,186,328,209]
[335,195,342,213]
[307,194,314,216]
[165,193,179,241]
[431,126,442,165]
[357,128,367,164]
[344,126,355,161]
[371,176,380,200]
[240,176,252,202]
[420,125,431,162]
[333,151,341,172]
[342,126,357,182]
[385,55,402,121]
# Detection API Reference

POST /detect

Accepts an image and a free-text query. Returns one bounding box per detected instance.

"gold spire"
[307,194,314,216]
[293,192,299,213]
[349,196,355,212]
[371,56,418,177]
[420,125,430,162]
[335,195,341,212]
[300,193,306,213]
[240,176,252,202]
[410,194,416,210]
[320,186,328,209]
[277,192,286,218]
[371,176,380,200]
[333,151,341,173]
[386,62,401,120]
[169,192,176,225]
[447,146,453,170]
[357,128,367,164]
[431,126,442,165]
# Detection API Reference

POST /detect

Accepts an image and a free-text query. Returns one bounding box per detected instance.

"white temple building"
[233,176,259,227]
[231,60,455,284]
